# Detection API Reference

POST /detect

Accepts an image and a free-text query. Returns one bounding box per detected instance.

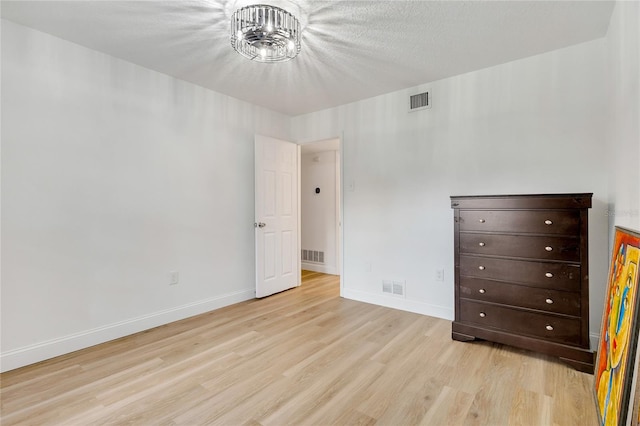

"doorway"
[299,138,342,286]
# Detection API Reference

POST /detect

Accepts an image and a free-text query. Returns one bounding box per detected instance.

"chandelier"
[230,4,301,63]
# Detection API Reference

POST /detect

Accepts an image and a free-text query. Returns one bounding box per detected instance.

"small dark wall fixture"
[315,187,320,194]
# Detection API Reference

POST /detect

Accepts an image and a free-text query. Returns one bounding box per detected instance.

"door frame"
[297,134,344,295]
[338,133,344,295]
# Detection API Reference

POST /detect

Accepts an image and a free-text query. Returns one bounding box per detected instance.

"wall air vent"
[382,279,405,297]
[302,249,325,264]
[409,91,431,112]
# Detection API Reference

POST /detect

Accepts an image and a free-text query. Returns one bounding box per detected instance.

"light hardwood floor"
[1,271,597,425]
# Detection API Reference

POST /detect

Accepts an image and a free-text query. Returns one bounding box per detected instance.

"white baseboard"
[301,262,338,275]
[590,333,601,352]
[0,288,255,373]
[342,288,454,321]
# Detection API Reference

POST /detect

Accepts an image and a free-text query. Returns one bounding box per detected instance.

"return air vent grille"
[409,91,431,112]
[382,280,405,297]
[302,249,325,264]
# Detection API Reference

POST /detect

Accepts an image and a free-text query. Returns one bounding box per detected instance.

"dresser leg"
[452,331,477,342]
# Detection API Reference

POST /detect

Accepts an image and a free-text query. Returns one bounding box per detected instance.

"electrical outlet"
[435,269,445,282]
[169,271,179,285]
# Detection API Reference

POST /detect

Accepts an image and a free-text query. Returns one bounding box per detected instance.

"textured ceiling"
[1,1,615,116]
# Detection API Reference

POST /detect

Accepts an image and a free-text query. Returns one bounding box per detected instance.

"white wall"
[292,38,610,344]
[606,1,640,233]
[0,20,290,371]
[301,150,338,275]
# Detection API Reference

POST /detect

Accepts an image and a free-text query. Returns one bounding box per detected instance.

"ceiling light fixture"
[230,4,301,63]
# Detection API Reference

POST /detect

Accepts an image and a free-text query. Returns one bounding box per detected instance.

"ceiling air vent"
[409,91,431,112]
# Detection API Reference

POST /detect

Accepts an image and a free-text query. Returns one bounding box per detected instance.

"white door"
[255,134,299,298]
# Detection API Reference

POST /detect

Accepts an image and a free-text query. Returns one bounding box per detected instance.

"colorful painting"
[626,336,640,426]
[595,227,640,426]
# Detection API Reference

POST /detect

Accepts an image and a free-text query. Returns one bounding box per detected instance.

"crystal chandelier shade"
[230,4,301,63]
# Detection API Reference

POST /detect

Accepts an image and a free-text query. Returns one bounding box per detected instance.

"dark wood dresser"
[450,193,594,373]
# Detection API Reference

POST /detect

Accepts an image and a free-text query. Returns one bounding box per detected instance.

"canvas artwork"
[627,336,640,426]
[595,227,640,426]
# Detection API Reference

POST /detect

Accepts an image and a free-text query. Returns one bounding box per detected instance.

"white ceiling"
[1,1,615,116]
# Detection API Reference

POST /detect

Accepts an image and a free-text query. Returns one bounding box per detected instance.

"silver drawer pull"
[478,242,485,247]
[478,219,486,223]
[545,325,554,331]
[545,272,554,278]
[478,266,485,271]
[544,220,553,225]
[479,312,486,318]
[545,246,553,252]
[479,288,486,294]
[545,298,554,304]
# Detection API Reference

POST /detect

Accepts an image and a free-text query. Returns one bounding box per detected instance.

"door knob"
[255,222,266,228]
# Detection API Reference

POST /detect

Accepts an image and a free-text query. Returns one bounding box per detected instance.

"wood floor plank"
[0,271,598,425]
[418,385,475,426]
[258,343,381,426]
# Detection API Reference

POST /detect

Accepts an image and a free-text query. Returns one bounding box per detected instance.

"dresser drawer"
[459,210,580,235]
[460,233,580,262]
[460,278,580,316]
[459,255,581,291]
[458,300,582,345]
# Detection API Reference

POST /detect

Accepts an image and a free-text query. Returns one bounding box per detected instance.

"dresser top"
[450,193,593,209]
